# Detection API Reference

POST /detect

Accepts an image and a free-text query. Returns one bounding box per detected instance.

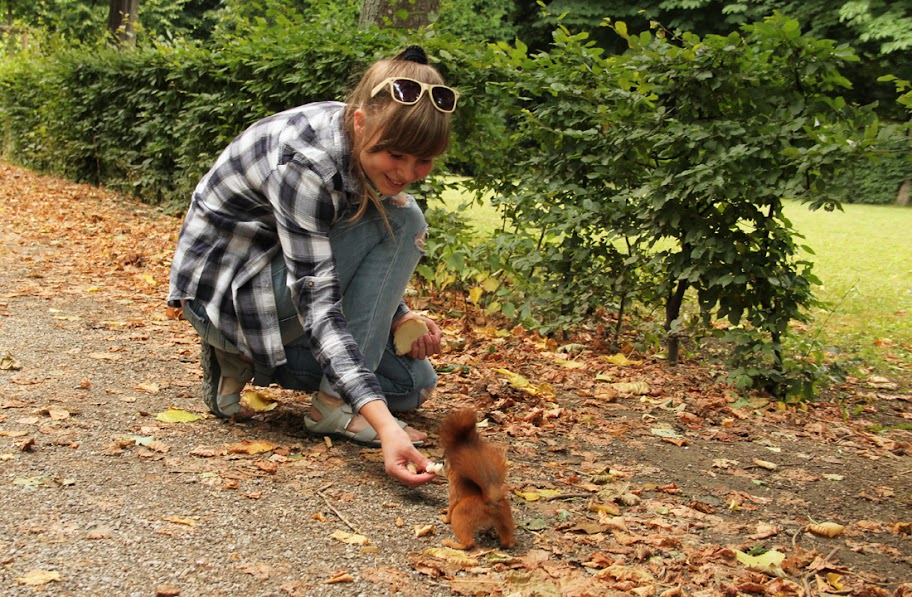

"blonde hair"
[343,48,453,222]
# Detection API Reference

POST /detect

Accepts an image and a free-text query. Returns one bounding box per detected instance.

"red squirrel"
[438,408,515,549]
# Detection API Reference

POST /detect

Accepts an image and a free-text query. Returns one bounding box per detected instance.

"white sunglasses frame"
[369,77,460,113]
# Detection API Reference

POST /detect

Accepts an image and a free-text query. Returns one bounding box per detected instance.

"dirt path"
[0,162,909,596]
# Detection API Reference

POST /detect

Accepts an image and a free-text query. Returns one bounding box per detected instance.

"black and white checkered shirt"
[169,101,395,410]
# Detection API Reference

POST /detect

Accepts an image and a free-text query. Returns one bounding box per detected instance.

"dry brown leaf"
[226,440,277,455]
[323,572,354,585]
[806,522,845,537]
[595,564,656,583]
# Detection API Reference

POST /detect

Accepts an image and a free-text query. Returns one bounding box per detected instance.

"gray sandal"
[200,342,253,420]
[303,396,423,447]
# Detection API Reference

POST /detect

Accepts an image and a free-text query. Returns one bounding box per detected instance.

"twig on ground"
[316,484,360,534]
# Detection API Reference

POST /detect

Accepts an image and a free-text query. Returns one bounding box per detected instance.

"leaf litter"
[0,161,909,594]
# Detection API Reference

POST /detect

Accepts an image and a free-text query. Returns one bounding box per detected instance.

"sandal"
[200,342,254,421]
[304,395,424,447]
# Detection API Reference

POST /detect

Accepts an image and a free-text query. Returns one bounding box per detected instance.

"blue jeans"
[184,195,437,413]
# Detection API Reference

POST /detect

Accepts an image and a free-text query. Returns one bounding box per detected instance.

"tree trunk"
[360,0,440,29]
[108,0,139,46]
[664,279,688,366]
[896,179,910,206]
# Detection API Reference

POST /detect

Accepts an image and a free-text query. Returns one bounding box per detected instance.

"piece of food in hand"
[394,318,429,355]
[426,462,445,475]
[239,389,278,412]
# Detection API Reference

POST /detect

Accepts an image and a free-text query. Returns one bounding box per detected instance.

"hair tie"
[401,45,428,65]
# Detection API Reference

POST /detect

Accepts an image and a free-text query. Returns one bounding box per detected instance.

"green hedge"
[0,17,419,204]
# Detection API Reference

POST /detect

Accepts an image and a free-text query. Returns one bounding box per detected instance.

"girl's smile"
[359,148,434,196]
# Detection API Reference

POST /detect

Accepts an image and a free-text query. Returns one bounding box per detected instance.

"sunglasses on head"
[369,77,460,113]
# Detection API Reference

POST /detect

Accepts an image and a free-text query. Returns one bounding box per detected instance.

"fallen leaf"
[240,389,278,413]
[807,522,845,538]
[734,549,786,577]
[424,547,478,567]
[226,440,277,455]
[594,564,655,583]
[414,524,435,537]
[749,522,780,540]
[163,516,196,527]
[752,459,778,471]
[16,569,61,586]
[330,530,370,545]
[611,381,650,395]
[0,351,22,370]
[323,571,354,585]
[41,408,70,421]
[601,353,642,366]
[713,458,740,469]
[155,409,202,423]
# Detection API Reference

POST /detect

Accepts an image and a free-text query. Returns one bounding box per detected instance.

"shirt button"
[308,281,315,287]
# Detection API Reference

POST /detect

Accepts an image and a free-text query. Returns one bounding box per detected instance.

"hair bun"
[401,45,428,65]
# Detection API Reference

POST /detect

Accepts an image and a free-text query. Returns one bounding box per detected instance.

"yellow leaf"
[734,549,786,577]
[468,286,484,305]
[240,390,278,413]
[155,408,202,423]
[601,353,642,366]
[226,440,277,455]
[494,368,535,393]
[16,569,61,586]
[414,524,435,537]
[330,530,370,545]
[554,358,586,369]
[514,488,563,502]
[140,273,158,286]
[806,522,845,538]
[163,515,196,527]
[826,573,845,590]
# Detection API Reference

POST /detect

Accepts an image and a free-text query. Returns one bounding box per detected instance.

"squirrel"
[438,408,515,549]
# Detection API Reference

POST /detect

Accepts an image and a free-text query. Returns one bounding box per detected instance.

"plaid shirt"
[169,101,399,410]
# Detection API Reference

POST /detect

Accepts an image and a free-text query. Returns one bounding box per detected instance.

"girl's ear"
[353,109,366,136]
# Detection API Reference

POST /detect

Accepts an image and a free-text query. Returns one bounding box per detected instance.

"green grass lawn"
[786,202,912,371]
[431,182,912,376]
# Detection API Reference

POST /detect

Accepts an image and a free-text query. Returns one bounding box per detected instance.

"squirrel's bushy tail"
[439,408,480,451]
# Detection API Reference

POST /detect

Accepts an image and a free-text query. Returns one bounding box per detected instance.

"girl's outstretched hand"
[383,432,436,487]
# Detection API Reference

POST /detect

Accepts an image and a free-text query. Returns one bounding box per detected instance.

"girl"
[168,45,458,487]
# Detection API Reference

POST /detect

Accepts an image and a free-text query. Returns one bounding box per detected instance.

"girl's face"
[359,148,434,196]
[353,109,435,196]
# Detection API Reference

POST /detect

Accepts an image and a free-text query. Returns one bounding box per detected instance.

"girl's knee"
[388,195,428,251]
